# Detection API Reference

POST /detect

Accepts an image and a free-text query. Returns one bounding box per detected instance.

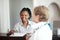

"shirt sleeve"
[13,23,20,32]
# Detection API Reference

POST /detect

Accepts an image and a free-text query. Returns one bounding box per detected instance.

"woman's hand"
[25,33,31,40]
[9,30,15,34]
[7,30,15,36]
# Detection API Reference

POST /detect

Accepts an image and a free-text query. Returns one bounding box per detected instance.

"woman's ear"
[33,15,40,23]
[36,15,40,19]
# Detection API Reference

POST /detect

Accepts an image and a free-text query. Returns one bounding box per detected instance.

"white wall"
[10,0,33,29]
[0,0,10,33]
[0,0,3,33]
[33,0,60,7]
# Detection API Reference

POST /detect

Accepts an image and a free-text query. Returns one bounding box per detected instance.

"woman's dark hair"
[20,7,32,19]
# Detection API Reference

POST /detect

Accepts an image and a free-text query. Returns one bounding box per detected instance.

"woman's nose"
[22,16,26,18]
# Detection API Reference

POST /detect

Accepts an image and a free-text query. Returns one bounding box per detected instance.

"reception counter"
[0,33,26,40]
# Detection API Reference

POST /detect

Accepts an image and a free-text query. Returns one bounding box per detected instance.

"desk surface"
[0,33,7,36]
[0,33,26,40]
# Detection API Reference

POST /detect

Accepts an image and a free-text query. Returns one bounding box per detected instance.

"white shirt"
[13,20,34,34]
[29,22,52,40]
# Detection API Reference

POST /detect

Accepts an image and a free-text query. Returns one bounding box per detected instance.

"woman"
[29,6,52,40]
[8,8,34,38]
[13,8,33,34]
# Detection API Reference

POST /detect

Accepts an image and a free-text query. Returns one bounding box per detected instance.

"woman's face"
[33,14,40,23]
[20,11,30,22]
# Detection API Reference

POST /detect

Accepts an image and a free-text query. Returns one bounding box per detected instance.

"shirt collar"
[19,20,31,26]
[34,21,48,26]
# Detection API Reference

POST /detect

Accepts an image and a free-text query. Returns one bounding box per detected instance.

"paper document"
[10,33,26,37]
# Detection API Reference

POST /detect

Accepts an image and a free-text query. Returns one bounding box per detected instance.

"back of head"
[34,6,49,22]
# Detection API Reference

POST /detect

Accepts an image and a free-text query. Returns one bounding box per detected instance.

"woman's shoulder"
[15,22,20,27]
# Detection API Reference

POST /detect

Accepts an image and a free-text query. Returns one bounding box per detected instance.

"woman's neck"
[22,21,28,28]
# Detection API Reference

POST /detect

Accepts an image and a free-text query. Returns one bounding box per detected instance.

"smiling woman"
[10,0,33,29]
[13,8,33,33]
[8,7,34,40]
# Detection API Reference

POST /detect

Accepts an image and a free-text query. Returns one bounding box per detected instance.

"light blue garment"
[34,22,52,33]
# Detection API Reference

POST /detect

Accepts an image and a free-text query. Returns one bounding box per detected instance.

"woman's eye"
[25,15,27,16]
[21,14,23,16]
